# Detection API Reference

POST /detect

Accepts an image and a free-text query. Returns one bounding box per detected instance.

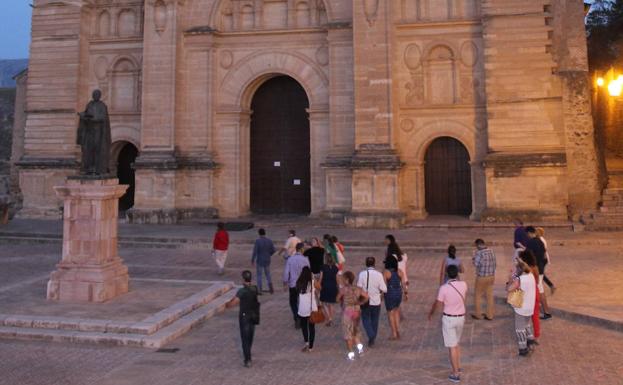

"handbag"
[507,289,524,308]
[309,281,326,324]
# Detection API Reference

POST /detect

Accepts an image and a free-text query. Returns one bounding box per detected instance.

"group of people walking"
[225,221,556,382]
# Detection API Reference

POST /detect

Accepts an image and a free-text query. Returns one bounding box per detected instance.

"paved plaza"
[1,221,622,384]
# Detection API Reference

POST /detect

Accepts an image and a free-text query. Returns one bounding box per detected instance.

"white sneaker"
[356,343,364,355]
[347,351,356,361]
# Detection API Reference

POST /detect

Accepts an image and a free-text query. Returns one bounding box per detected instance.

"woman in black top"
[304,237,325,276]
[319,254,339,326]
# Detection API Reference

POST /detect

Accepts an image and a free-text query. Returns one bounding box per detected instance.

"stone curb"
[1,232,621,250]
[493,295,623,333]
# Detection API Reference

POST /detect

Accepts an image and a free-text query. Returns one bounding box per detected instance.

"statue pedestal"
[47,178,129,302]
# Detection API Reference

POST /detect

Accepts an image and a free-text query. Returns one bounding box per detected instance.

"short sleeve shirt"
[236,285,258,317]
[436,280,467,316]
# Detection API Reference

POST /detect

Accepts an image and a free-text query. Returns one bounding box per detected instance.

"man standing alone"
[357,257,387,347]
[283,243,310,328]
[212,222,229,275]
[471,238,496,320]
[226,270,260,368]
[251,228,276,294]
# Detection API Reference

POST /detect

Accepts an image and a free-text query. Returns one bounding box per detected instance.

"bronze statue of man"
[77,90,112,176]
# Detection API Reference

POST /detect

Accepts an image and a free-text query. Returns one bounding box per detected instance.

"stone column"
[47,178,129,303]
[132,0,181,223]
[345,0,405,228]
[554,0,602,217]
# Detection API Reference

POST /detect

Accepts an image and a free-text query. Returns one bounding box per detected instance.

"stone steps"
[0,282,236,348]
[584,188,623,231]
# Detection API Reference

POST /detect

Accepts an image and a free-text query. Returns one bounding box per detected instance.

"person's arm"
[379,273,388,293]
[398,270,408,301]
[336,288,344,304]
[428,300,443,321]
[507,277,520,291]
[282,259,291,288]
[358,288,369,304]
[269,241,276,256]
[251,241,258,266]
[226,296,240,308]
[439,260,447,285]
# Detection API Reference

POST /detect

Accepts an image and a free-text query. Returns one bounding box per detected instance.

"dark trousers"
[361,305,381,343]
[288,287,299,321]
[239,316,255,362]
[543,275,554,288]
[300,316,315,348]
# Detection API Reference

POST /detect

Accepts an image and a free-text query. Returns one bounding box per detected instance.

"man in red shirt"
[213,222,229,275]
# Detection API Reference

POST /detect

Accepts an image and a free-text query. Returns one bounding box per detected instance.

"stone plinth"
[47,177,129,302]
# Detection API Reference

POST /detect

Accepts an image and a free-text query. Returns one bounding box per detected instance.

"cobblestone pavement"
[0,240,622,385]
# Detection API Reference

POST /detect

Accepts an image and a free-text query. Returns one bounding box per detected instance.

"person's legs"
[289,288,299,326]
[239,317,253,364]
[514,313,529,352]
[484,275,495,319]
[255,264,263,292]
[539,275,552,316]
[370,305,381,343]
[264,265,272,289]
[543,274,554,288]
[473,276,483,319]
[532,292,541,340]
[360,305,373,342]
[215,250,227,273]
[308,320,316,349]
[300,316,310,348]
[449,347,460,376]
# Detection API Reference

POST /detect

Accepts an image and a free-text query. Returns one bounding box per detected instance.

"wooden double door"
[424,137,472,216]
[250,76,311,214]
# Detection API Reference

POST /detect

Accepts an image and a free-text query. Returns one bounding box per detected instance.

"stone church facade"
[16,0,602,227]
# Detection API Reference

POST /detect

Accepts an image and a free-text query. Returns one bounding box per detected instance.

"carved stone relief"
[218,0,327,31]
[220,50,234,69]
[154,0,168,34]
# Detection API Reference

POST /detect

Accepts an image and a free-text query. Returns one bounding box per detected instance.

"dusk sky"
[1,1,32,59]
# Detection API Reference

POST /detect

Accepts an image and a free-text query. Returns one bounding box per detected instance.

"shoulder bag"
[309,280,326,324]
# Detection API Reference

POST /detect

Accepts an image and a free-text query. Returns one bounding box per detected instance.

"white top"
[297,284,318,317]
[398,254,408,283]
[357,268,387,306]
[285,236,301,257]
[515,273,536,317]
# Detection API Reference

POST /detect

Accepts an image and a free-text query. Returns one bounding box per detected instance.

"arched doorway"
[424,137,472,216]
[115,142,138,212]
[250,75,311,214]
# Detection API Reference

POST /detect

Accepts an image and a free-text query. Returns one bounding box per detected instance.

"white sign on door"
[293,179,301,185]
[274,161,281,167]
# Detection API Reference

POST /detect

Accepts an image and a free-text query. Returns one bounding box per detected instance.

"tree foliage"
[586,0,623,71]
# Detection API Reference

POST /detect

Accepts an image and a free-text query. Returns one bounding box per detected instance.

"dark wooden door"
[250,76,311,214]
[117,142,138,211]
[425,137,472,216]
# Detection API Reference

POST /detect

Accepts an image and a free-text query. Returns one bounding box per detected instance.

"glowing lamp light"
[597,77,605,87]
[608,78,623,97]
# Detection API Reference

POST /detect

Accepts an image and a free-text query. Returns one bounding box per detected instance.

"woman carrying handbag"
[297,266,320,352]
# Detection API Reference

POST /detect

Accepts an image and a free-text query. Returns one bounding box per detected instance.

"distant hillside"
[0,59,28,88]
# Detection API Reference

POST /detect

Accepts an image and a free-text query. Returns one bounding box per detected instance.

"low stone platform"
[0,278,235,348]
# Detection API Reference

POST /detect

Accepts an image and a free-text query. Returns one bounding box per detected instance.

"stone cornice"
[484,152,567,177]
[16,157,79,169]
[134,153,219,170]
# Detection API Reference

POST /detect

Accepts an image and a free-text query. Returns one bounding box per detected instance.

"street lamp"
[595,69,623,98]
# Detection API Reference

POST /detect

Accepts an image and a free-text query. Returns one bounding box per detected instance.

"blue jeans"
[239,316,255,362]
[256,264,272,291]
[361,305,381,344]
